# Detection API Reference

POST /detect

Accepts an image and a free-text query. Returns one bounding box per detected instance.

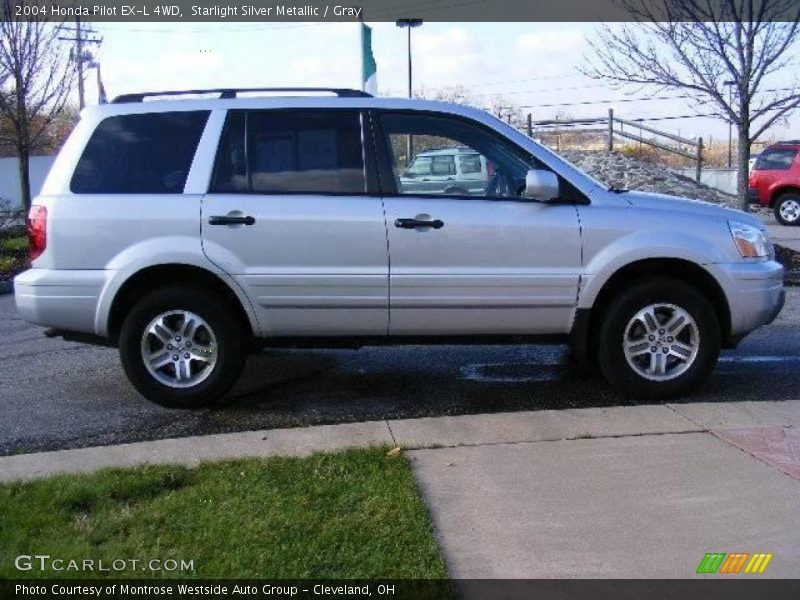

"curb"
[0,279,13,296]
[0,404,705,483]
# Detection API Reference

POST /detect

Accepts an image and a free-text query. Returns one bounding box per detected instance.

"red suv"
[748,141,800,225]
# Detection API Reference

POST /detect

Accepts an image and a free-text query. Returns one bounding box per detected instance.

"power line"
[58,19,103,109]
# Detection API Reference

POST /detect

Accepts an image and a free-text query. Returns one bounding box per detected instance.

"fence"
[0,156,56,209]
[526,109,705,182]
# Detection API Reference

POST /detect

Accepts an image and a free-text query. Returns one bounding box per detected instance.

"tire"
[597,277,720,399]
[119,286,247,408]
[773,194,800,226]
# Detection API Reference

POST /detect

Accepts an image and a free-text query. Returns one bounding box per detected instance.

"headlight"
[729,220,770,258]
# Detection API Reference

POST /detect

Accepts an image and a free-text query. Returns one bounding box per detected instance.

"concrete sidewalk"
[0,401,798,482]
[0,403,701,481]
[1,400,798,580]
[409,400,800,579]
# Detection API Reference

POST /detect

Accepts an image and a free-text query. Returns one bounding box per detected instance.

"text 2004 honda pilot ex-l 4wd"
[15,88,785,407]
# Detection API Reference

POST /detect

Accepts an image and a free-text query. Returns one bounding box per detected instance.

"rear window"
[211,110,365,194]
[755,147,798,171]
[70,111,209,194]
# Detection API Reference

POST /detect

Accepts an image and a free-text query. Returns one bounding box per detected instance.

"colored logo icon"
[696,552,773,574]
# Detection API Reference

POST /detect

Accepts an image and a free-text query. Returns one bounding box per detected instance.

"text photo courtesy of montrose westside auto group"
[1,0,800,598]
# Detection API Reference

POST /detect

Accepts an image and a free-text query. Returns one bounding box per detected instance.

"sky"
[77,21,800,143]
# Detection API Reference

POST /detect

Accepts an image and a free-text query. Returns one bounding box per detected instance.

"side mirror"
[524,169,560,202]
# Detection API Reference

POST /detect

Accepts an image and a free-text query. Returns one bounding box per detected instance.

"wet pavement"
[1,288,799,456]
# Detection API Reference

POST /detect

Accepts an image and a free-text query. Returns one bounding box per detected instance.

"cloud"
[412,27,497,88]
[514,30,587,57]
[512,29,587,79]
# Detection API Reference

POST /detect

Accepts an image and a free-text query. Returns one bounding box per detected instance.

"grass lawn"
[0,234,28,280]
[0,235,28,252]
[0,447,449,581]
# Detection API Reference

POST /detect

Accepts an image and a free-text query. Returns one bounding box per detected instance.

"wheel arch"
[574,258,732,363]
[106,264,257,342]
[769,185,800,207]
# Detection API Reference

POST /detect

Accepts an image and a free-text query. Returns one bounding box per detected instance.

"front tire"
[119,286,246,408]
[774,194,800,226]
[597,278,720,399]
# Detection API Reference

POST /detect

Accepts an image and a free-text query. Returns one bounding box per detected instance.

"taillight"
[27,205,47,261]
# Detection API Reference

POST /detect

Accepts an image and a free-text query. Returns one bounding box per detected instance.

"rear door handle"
[209,215,256,226]
[394,218,445,230]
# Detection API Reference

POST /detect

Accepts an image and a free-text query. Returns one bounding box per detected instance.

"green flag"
[361,23,377,95]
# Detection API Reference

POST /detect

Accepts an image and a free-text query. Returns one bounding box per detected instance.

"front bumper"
[711,260,784,340]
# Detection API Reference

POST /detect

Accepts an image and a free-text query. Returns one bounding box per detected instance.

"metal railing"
[526,108,705,182]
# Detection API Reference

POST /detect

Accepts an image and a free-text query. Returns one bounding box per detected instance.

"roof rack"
[775,140,800,145]
[112,87,373,104]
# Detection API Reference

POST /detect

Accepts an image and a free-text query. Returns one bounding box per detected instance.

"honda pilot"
[15,88,785,407]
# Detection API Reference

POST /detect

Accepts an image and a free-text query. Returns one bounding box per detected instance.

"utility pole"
[724,80,736,169]
[396,18,422,165]
[58,18,102,109]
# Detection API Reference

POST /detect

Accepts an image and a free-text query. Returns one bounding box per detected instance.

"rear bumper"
[711,260,784,340]
[14,269,109,335]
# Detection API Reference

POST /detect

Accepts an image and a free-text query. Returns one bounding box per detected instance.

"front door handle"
[209,215,256,226]
[394,218,445,230]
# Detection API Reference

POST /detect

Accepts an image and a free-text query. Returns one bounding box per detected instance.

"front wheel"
[597,278,720,399]
[774,194,800,226]
[119,286,246,408]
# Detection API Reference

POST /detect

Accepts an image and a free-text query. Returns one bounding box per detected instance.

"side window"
[71,111,209,194]
[407,156,432,176]
[432,155,456,176]
[212,111,247,193]
[379,112,539,199]
[459,154,482,174]
[211,110,366,194]
[755,147,798,171]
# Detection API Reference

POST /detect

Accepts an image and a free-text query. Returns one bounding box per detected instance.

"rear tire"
[119,286,246,408]
[597,278,720,399]
[774,194,800,226]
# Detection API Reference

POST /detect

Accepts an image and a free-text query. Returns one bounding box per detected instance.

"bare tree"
[0,0,75,210]
[582,0,800,209]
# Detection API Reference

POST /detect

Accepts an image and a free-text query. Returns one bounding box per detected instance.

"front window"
[380,112,543,199]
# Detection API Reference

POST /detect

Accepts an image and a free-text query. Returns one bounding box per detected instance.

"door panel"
[384,196,581,334]
[202,194,388,336]
[201,108,389,337]
[375,111,582,335]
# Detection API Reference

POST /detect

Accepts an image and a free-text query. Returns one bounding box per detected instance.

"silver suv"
[15,88,785,407]
[399,146,488,196]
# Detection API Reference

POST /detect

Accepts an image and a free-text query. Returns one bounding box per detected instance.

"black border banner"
[2,0,800,23]
[3,579,800,600]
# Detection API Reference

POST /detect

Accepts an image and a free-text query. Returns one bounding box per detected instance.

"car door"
[201,108,389,336]
[374,111,582,335]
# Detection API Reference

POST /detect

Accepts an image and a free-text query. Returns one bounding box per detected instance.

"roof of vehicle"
[82,88,495,124]
[414,146,480,157]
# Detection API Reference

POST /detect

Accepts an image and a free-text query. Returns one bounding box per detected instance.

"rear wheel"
[774,193,800,226]
[119,286,246,408]
[597,278,720,399]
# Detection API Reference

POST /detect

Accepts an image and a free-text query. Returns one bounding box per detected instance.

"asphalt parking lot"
[1,289,799,456]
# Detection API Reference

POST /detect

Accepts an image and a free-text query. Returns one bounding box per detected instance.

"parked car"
[748,140,800,225]
[16,88,784,407]
[748,152,760,173]
[399,146,489,196]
